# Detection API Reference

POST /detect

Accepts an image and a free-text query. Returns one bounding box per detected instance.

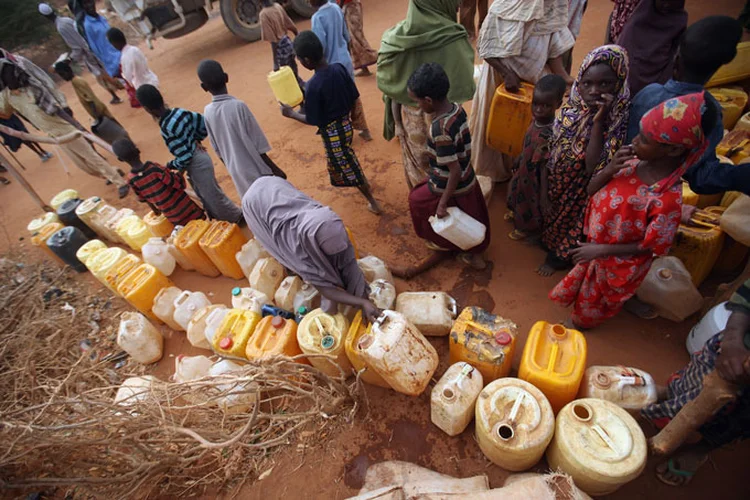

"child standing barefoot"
[506,75,566,241]
[280,31,381,215]
[539,45,631,276]
[549,92,710,329]
[259,0,304,93]
[405,63,490,274]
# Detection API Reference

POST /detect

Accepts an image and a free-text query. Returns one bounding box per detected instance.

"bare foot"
[359,130,373,142]
[355,67,371,77]
[656,449,709,487]
[537,263,556,277]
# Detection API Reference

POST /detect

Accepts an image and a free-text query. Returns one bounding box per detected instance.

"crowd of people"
[0,0,749,487]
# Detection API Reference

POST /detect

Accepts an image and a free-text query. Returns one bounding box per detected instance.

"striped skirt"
[320,118,365,188]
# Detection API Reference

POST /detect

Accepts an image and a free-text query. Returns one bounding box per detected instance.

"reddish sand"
[1,0,749,498]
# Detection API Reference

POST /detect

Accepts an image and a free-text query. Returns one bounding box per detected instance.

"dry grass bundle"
[0,259,362,498]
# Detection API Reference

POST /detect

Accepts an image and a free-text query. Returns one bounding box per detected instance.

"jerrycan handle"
[591,424,621,456]
[173,290,191,308]
[447,296,458,318]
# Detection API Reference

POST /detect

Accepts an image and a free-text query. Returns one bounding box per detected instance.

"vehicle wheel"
[288,0,315,18]
[220,0,262,42]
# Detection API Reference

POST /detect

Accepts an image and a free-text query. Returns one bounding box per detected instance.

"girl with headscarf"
[539,45,631,275]
[549,92,709,329]
[377,0,475,189]
[242,176,380,321]
[617,0,687,95]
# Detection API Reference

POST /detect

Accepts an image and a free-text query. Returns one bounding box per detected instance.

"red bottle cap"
[495,332,512,346]
[219,337,233,350]
[271,316,285,328]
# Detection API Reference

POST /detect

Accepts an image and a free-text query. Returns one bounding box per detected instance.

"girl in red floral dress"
[549,92,710,329]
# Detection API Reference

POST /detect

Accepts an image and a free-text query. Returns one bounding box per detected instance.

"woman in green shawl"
[377,0,475,189]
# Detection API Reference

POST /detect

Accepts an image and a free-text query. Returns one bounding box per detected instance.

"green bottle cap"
[231,287,241,296]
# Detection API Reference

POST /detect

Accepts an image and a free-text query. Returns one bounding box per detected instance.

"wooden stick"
[706,258,750,314]
[0,151,53,212]
[0,124,113,153]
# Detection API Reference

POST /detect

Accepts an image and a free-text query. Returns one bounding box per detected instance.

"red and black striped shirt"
[128,161,205,226]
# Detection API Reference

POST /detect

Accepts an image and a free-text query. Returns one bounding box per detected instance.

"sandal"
[656,457,705,487]
[508,229,527,241]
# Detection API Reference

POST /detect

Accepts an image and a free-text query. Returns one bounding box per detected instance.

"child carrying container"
[112,138,205,227]
[539,45,631,276]
[506,74,567,241]
[279,31,381,215]
[259,0,304,93]
[549,92,711,329]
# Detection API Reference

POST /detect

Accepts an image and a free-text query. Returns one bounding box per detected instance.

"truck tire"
[288,0,315,18]
[220,0,262,42]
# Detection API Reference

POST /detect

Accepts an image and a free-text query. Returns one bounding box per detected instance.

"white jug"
[174,354,213,383]
[204,307,230,346]
[431,362,484,436]
[235,238,270,278]
[117,312,163,364]
[429,207,486,251]
[274,275,303,311]
[209,359,257,413]
[187,305,226,351]
[636,256,703,322]
[231,287,270,313]
[142,237,176,276]
[687,302,731,354]
[369,279,396,310]
[114,375,158,406]
[173,291,212,331]
[248,257,286,298]
[357,256,394,283]
[395,292,457,336]
[167,227,195,271]
[293,282,321,312]
[152,286,184,331]
[580,366,658,411]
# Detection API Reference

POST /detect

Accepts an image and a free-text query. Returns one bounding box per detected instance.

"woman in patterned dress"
[549,92,710,329]
[339,0,378,76]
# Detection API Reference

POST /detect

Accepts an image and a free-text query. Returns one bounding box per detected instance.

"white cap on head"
[38,3,53,15]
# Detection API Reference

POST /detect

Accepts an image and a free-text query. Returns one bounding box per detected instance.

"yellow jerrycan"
[486,82,534,156]
[75,239,107,266]
[104,253,142,294]
[735,112,750,132]
[27,212,60,235]
[173,219,221,277]
[87,247,128,287]
[50,189,78,210]
[344,311,390,388]
[31,222,65,261]
[708,87,748,129]
[245,315,306,362]
[268,66,303,107]
[143,211,174,238]
[717,129,750,164]
[117,263,174,321]
[518,322,587,413]
[706,41,750,87]
[297,308,351,377]
[212,308,261,360]
[669,208,724,286]
[199,220,248,279]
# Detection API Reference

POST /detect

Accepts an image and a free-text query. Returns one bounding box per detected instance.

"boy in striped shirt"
[135,84,242,223]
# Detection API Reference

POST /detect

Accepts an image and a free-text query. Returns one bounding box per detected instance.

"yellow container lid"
[76,239,107,266]
[88,247,128,273]
[75,196,103,217]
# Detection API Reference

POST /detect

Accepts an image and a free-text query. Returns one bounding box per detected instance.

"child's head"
[106,27,127,51]
[676,16,742,85]
[112,138,141,166]
[82,0,97,16]
[294,31,324,70]
[578,61,618,109]
[197,59,228,95]
[532,75,566,124]
[135,84,165,118]
[407,63,450,114]
[52,61,74,82]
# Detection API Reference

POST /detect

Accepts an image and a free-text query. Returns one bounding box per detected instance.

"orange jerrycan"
[268,66,303,107]
[669,208,724,286]
[245,315,306,362]
[104,253,142,295]
[449,307,518,384]
[344,311,390,388]
[173,219,220,277]
[198,221,248,279]
[143,211,174,238]
[486,82,534,157]
[212,309,261,360]
[518,322,587,413]
[117,263,174,321]
[31,222,65,261]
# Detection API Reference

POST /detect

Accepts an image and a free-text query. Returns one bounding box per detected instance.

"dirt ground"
[2,0,749,498]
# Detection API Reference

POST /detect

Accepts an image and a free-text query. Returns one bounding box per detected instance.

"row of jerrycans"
[170,219,249,279]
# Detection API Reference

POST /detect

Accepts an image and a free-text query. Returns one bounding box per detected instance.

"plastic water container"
[104,208,135,243]
[117,263,174,321]
[395,292,457,336]
[173,220,221,277]
[268,65,303,107]
[50,189,79,210]
[431,362,484,436]
[687,302,731,354]
[231,287,270,313]
[449,307,518,384]
[546,399,647,496]
[429,207,487,251]
[114,375,158,406]
[344,311,390,388]
[293,282,321,312]
[249,257,286,298]
[297,308,351,377]
[670,208,725,286]
[681,181,723,209]
[722,190,743,208]
[579,366,658,411]
[27,212,60,235]
[245,315,305,361]
[369,279,396,310]
[717,129,750,164]
[117,312,163,364]
[57,198,96,239]
[167,227,195,271]
[519,322,587,413]
[706,41,750,87]
[74,197,105,239]
[486,82,534,156]
[31,222,65,261]
[736,112,750,132]
[357,310,438,396]
[141,238,176,276]
[152,286,184,331]
[199,221,248,279]
[87,247,128,287]
[75,239,106,266]
[708,87,748,129]
[475,378,555,471]
[212,309,261,360]
[235,239,270,278]
[187,304,226,350]
[94,204,126,243]
[274,276,303,311]
[115,215,150,251]
[357,256,394,283]
[173,290,212,331]
[173,354,213,383]
[721,195,750,246]
[204,306,231,347]
[104,253,142,294]
[143,211,174,238]
[46,226,90,272]
[636,256,703,322]
[209,360,256,413]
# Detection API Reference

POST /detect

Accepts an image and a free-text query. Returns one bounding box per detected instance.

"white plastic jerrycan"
[173,291,212,331]
[369,279,396,310]
[209,359,257,413]
[248,257,287,298]
[357,255,394,283]
[429,207,487,251]
[396,292,457,336]
[231,287,270,314]
[686,302,731,354]
[117,312,163,364]
[174,354,213,383]
[293,282,321,312]
[236,238,270,278]
[579,366,658,411]
[114,375,158,406]
[204,307,231,347]
[431,362,484,436]
[187,304,227,351]
[274,275,303,311]
[636,256,703,322]
[167,227,195,271]
[142,237,176,276]
[152,286,184,331]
